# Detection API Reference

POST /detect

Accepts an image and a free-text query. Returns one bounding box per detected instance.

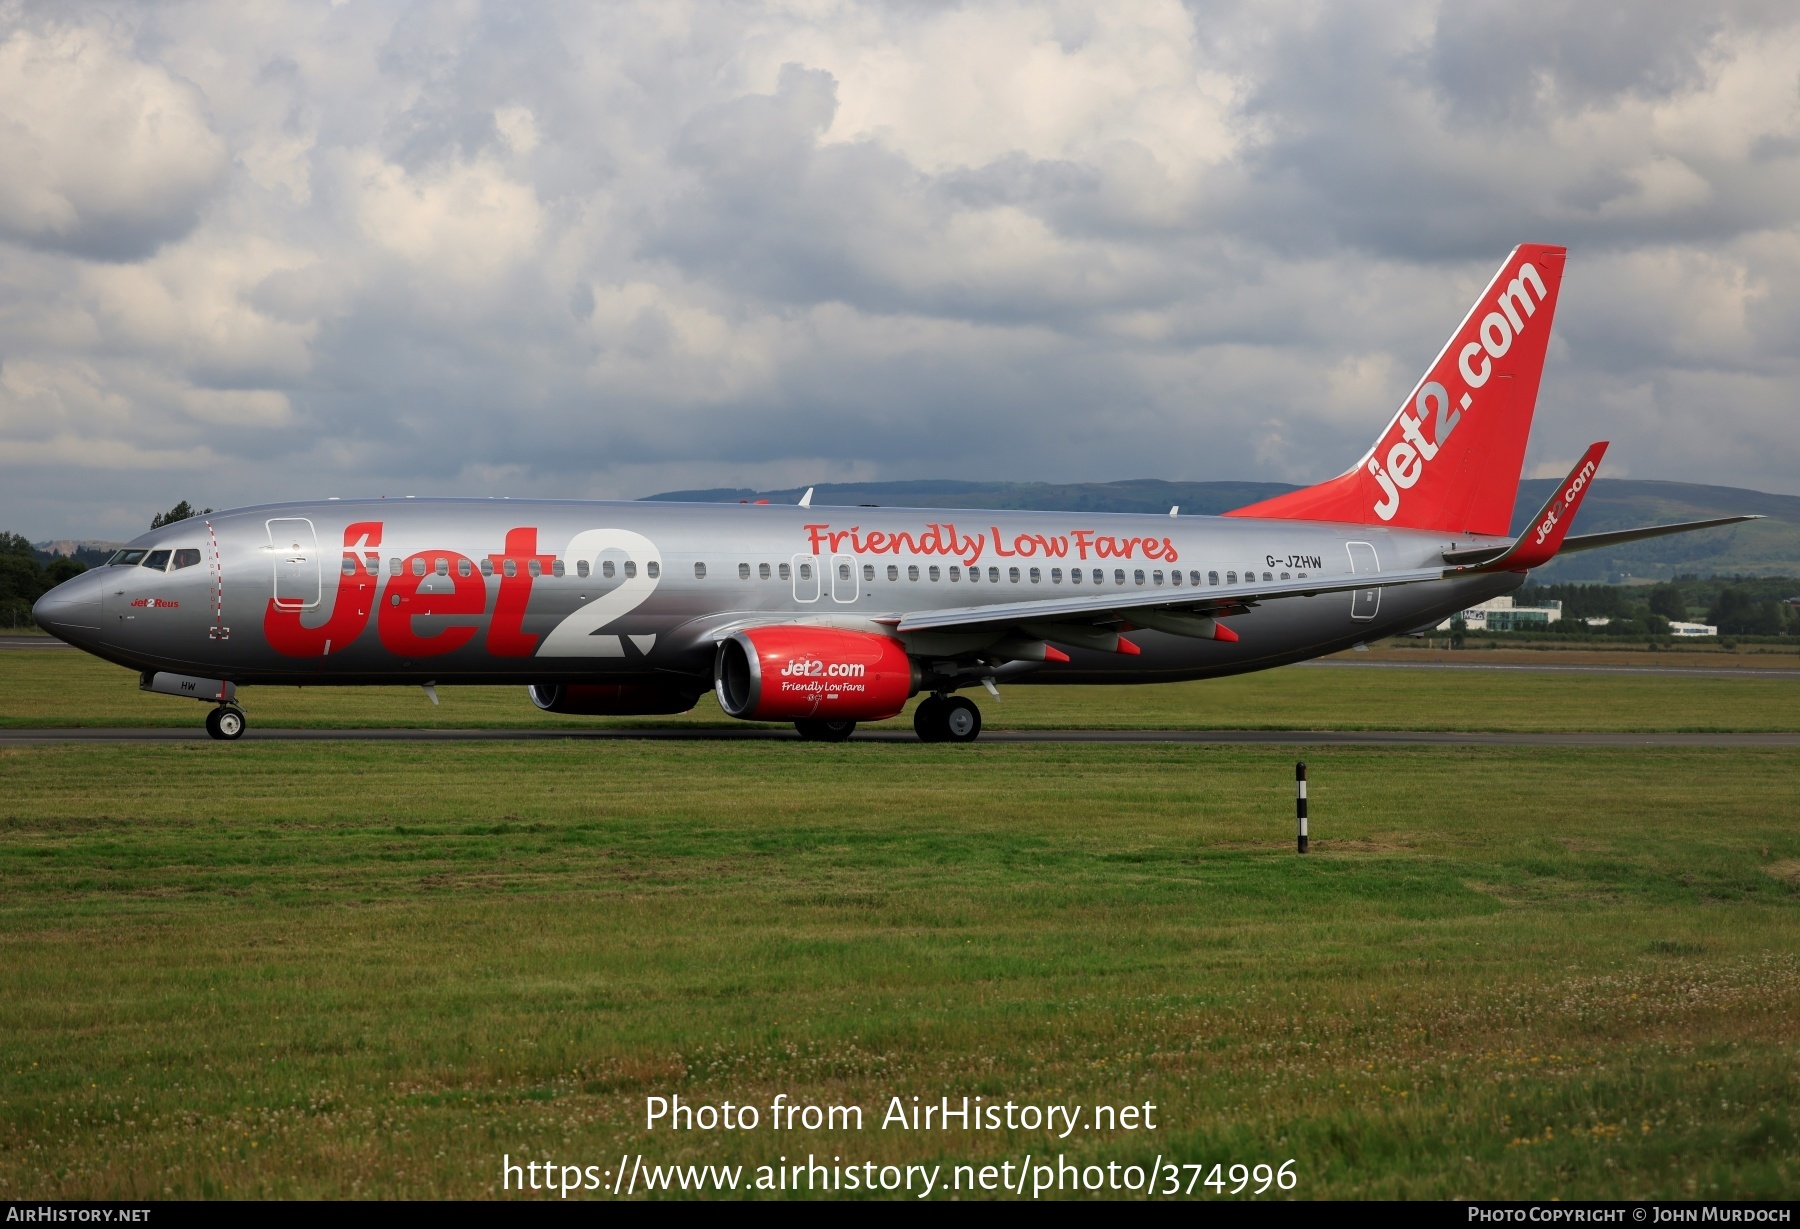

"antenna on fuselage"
[798,487,814,508]
[1169,505,1179,517]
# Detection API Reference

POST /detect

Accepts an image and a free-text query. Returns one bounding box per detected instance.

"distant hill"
[645,478,1798,582]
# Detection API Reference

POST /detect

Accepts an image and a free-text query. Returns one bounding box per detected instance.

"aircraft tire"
[913,696,948,742]
[207,706,246,741]
[941,696,981,744]
[795,718,856,743]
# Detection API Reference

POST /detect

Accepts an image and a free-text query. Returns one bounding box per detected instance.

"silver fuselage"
[34,499,1518,692]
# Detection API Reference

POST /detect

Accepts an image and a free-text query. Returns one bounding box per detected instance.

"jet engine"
[714,626,917,722]
[527,683,702,715]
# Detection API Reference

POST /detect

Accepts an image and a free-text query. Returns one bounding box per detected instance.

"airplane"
[33,243,1758,743]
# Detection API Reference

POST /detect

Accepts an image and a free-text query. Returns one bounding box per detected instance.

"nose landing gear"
[913,694,981,743]
[205,705,247,741]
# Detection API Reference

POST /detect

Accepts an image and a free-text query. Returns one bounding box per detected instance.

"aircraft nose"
[33,571,105,639]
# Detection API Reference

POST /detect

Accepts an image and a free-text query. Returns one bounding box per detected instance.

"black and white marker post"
[1296,761,1309,854]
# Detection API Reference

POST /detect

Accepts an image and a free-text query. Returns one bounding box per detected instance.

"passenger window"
[1029,567,1040,583]
[861,564,873,581]
[760,563,772,580]
[798,563,811,581]
[1226,570,1237,584]
[1115,569,1126,585]
[969,567,980,583]
[1281,572,1290,580]
[625,561,638,579]
[1071,568,1082,584]
[907,565,919,581]
[435,558,449,577]
[172,548,202,570]
[458,558,473,577]
[341,557,356,576]
[527,559,541,578]
[1051,568,1062,583]
[887,565,898,581]
[576,560,590,578]
[988,567,1000,582]
[739,563,751,580]
[503,559,517,578]
[646,562,659,578]
[390,558,401,576]
[1009,567,1020,583]
[1153,570,1164,585]
[412,557,427,577]
[694,562,707,579]
[480,558,495,577]
[552,560,565,578]
[143,550,172,570]
[1092,569,1103,584]
[1134,569,1146,585]
[839,563,851,580]
[1170,569,1181,586]
[949,566,961,581]
[928,566,940,581]
[1263,571,1272,582]
[780,563,792,581]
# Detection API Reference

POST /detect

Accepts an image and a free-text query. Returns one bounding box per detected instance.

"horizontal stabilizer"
[1555,515,1763,555]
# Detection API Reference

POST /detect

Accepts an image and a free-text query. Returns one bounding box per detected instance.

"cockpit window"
[171,548,202,570]
[113,549,148,566]
[142,550,172,571]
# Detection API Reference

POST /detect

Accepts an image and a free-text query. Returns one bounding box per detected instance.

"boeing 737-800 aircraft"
[34,244,1755,742]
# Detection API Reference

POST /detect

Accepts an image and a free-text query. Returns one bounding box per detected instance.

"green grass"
[1,740,1797,1199]
[3,651,1797,731]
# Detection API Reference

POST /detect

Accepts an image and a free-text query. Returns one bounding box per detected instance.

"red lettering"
[863,530,887,553]
[991,528,1017,557]
[1141,537,1164,560]
[804,523,830,555]
[264,521,383,658]
[829,530,852,553]
[888,532,918,555]
[961,532,984,566]
[1073,530,1095,559]
[1013,534,1038,558]
[1041,535,1069,558]
[1161,537,1179,562]
[486,528,555,657]
[378,550,485,657]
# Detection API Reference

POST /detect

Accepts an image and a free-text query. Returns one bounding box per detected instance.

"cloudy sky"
[2,0,1797,539]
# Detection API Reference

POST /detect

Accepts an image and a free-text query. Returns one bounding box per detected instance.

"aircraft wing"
[1443,514,1763,567]
[893,565,1449,634]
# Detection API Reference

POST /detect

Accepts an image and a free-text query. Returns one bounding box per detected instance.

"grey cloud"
[1,0,1798,541]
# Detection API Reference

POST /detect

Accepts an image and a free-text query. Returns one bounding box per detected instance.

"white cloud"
[0,0,1798,540]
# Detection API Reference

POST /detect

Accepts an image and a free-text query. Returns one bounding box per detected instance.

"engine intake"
[715,626,917,721]
[527,683,702,715]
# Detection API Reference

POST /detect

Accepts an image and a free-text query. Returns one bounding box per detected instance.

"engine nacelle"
[527,683,702,715]
[714,626,917,721]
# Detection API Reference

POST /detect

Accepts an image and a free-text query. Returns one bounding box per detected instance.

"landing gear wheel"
[913,695,949,742]
[795,718,856,742]
[205,706,246,741]
[941,696,981,743]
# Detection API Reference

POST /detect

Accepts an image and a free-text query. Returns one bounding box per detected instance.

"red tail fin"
[1227,243,1567,536]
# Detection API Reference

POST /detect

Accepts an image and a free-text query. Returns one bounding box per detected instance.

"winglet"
[798,487,813,508]
[1460,442,1607,572]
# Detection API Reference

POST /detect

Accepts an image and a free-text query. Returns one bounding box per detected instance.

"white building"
[1436,595,1563,632]
[1668,621,1717,637]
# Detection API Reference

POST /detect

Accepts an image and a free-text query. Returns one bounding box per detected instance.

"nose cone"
[33,571,105,639]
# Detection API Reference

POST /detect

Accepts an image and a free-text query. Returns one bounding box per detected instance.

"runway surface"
[4,726,1795,748]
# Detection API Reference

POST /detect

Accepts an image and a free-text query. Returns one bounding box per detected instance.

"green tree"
[0,531,34,559]
[1707,587,1789,636]
[151,501,213,529]
[1648,584,1687,622]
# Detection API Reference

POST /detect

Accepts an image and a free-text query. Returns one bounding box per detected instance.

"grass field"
[1,733,1797,1200]
[3,648,1798,732]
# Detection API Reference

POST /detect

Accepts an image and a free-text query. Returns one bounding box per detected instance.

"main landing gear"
[795,718,857,742]
[914,694,981,744]
[204,705,247,741]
